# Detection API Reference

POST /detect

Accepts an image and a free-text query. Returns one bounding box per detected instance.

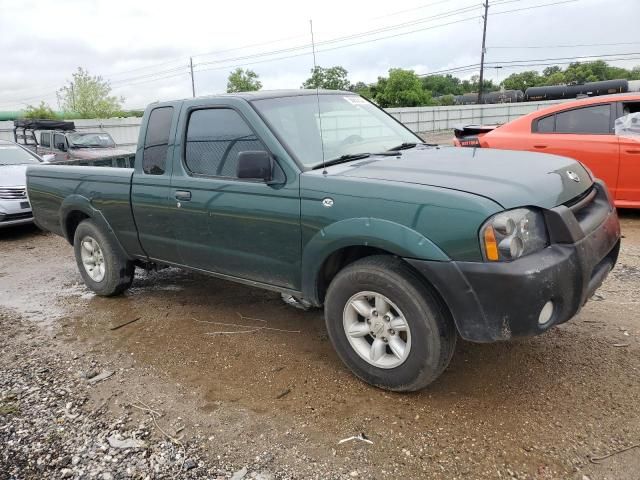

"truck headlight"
[480,208,548,262]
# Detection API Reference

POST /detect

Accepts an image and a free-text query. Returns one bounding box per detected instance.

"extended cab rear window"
[143,106,174,175]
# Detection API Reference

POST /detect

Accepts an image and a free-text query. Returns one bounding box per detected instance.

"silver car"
[0,140,46,228]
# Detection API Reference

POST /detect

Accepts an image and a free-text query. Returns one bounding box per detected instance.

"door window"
[536,115,555,133]
[53,134,66,150]
[554,104,611,134]
[143,106,174,175]
[185,108,266,178]
[40,132,51,147]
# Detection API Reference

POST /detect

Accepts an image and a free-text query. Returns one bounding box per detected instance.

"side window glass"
[555,104,611,134]
[53,134,65,150]
[618,102,640,119]
[536,115,555,133]
[41,132,51,147]
[185,108,266,178]
[143,106,174,175]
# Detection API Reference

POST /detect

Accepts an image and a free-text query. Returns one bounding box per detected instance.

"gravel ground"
[1,211,639,479]
[0,312,279,480]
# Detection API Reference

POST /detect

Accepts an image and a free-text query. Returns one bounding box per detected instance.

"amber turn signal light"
[483,226,499,261]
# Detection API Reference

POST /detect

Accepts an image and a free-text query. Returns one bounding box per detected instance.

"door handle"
[174,190,192,201]
[533,145,548,149]
[625,149,640,154]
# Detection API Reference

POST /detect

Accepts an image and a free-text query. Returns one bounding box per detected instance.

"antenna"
[309,19,327,174]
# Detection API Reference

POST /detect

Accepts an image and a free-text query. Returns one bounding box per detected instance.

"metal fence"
[386,99,565,132]
[0,99,567,148]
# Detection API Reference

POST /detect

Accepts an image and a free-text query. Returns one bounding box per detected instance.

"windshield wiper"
[387,142,420,151]
[387,142,438,151]
[311,153,371,170]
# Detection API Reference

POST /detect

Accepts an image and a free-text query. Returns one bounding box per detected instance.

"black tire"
[73,219,134,296]
[324,255,456,392]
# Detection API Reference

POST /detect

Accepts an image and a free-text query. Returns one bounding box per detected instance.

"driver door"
[170,105,301,290]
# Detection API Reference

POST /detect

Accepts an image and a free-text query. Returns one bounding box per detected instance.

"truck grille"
[0,187,27,199]
[563,184,609,235]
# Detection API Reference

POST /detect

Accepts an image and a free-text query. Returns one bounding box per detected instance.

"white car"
[0,140,47,228]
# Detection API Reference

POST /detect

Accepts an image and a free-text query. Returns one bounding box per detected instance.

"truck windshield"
[0,144,41,165]
[252,94,421,168]
[68,132,116,148]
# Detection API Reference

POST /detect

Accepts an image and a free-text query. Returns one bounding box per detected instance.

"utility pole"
[189,57,196,98]
[477,0,489,104]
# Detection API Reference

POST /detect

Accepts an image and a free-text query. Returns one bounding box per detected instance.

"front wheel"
[73,219,134,296]
[324,256,456,392]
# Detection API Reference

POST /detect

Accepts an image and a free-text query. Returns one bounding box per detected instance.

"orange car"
[453,93,640,208]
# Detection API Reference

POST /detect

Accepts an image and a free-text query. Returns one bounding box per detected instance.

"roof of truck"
[231,89,354,100]
[151,89,356,106]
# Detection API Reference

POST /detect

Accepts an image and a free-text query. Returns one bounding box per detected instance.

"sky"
[0,0,638,111]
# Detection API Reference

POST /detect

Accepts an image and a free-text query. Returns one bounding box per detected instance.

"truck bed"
[26,165,143,256]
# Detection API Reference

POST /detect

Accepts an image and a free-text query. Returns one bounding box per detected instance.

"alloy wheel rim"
[342,291,411,369]
[80,236,106,282]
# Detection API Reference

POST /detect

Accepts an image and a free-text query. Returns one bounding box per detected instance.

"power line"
[192,15,482,76]
[0,3,484,108]
[488,41,640,49]
[491,0,580,16]
[0,0,603,108]
[371,0,460,19]
[491,51,640,65]
[195,3,482,69]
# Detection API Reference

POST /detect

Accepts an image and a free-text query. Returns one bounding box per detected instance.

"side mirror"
[236,151,273,182]
[56,142,67,152]
[41,154,55,163]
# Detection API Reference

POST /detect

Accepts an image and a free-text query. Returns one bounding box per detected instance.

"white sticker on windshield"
[344,96,368,105]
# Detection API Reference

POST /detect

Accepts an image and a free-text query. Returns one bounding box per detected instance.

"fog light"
[538,300,554,326]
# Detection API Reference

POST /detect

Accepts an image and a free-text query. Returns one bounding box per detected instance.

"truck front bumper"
[406,181,621,342]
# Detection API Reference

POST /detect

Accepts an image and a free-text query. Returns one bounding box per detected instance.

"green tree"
[375,69,430,108]
[421,74,462,96]
[434,94,455,106]
[57,67,124,118]
[302,66,350,90]
[349,81,374,99]
[501,70,544,91]
[542,66,562,77]
[23,101,57,119]
[226,68,262,93]
[544,72,566,86]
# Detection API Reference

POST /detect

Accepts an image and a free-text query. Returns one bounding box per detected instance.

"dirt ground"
[1,211,639,480]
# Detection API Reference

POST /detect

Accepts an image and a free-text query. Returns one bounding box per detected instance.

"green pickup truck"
[27,90,621,391]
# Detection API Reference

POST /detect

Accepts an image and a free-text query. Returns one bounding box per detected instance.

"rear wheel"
[324,255,456,391]
[73,219,134,296]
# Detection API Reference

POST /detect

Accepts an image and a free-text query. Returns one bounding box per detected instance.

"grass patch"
[0,401,20,415]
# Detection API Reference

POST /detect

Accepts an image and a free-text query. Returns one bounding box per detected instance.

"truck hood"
[0,164,28,187]
[333,146,592,209]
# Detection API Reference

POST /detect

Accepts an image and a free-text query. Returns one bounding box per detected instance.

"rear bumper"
[407,182,621,342]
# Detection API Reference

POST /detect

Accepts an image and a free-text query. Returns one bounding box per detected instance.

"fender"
[59,194,133,261]
[301,217,449,303]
